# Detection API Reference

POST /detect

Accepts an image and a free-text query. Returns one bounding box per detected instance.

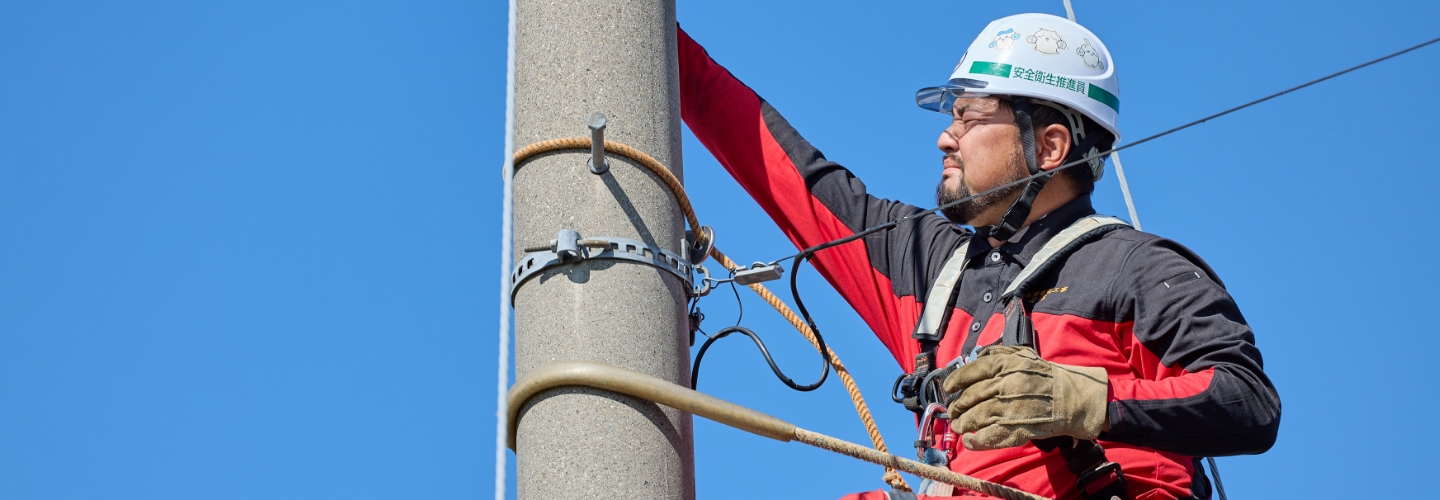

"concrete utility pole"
[512,0,694,498]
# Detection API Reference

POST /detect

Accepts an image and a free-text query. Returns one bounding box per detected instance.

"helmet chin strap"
[988,97,1108,242]
[989,96,1045,242]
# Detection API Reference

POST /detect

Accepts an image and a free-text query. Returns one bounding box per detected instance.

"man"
[679,13,1279,500]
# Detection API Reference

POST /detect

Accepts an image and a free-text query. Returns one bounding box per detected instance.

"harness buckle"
[890,352,939,414]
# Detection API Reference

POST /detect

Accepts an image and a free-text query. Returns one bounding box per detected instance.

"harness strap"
[1000,294,1035,350]
[999,215,1130,354]
[903,216,1137,500]
[1033,438,1130,500]
[1001,215,1129,301]
[912,215,1131,363]
[912,242,972,342]
[995,215,1131,500]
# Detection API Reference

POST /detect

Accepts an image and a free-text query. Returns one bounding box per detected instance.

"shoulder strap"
[1001,215,1130,301]
[1001,215,1130,348]
[909,216,1130,350]
[911,241,971,342]
[999,215,1136,500]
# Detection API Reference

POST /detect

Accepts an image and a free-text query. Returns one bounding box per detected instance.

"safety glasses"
[915,78,991,115]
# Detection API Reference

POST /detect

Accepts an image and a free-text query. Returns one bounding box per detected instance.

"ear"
[1036,123,1071,172]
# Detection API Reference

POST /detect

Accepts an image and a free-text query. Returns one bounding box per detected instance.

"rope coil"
[513,137,911,492]
[512,137,710,252]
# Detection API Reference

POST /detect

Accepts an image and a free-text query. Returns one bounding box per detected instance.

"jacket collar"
[971,195,1097,267]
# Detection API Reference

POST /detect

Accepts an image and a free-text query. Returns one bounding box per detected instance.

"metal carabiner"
[691,264,714,297]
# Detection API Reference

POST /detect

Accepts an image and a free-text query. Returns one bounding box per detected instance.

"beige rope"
[512,137,708,251]
[507,361,1053,500]
[513,138,910,492]
[707,249,909,491]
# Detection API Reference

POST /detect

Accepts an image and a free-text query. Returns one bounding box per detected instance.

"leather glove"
[943,345,1109,451]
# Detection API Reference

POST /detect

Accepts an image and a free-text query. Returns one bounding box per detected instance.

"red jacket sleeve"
[678,27,969,370]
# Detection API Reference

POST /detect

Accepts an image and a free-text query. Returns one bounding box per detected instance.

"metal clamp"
[733,261,783,285]
[511,230,696,302]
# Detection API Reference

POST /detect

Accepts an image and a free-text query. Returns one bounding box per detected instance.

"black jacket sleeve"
[1100,236,1282,456]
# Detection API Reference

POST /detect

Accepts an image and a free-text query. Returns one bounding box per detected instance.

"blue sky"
[3,1,1439,498]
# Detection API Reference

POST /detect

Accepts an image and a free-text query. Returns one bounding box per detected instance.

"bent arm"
[1101,239,1281,456]
[678,27,966,368]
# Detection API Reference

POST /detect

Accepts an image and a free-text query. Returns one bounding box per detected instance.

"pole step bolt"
[588,112,608,174]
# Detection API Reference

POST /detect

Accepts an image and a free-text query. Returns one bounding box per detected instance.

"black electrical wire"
[786,253,831,390]
[691,325,829,391]
[769,34,1440,266]
[690,259,829,391]
[692,34,1440,400]
[729,278,743,327]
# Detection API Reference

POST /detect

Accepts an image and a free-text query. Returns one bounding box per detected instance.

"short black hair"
[998,98,1114,195]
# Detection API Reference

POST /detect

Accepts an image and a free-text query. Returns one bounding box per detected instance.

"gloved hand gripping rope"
[510,33,1440,500]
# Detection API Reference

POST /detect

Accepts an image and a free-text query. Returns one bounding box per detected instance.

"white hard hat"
[917,13,1120,144]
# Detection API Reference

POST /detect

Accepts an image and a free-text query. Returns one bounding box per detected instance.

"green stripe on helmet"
[967,60,1120,113]
[1086,83,1120,112]
[969,61,1013,78]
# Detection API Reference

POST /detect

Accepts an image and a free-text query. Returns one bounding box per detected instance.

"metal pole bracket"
[511,230,697,303]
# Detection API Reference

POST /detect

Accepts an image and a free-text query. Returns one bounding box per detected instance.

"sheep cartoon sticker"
[988,29,1021,50]
[1026,28,1067,55]
[1076,38,1106,70]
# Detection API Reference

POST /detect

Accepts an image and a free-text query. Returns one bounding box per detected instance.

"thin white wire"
[1063,1,1142,230]
[495,0,517,498]
[1110,152,1142,230]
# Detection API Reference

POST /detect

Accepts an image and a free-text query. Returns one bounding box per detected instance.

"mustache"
[942,153,963,168]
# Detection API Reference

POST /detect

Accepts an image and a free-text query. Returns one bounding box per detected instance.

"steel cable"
[768,34,1440,266]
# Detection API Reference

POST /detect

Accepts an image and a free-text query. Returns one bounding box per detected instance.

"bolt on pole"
[511,0,694,498]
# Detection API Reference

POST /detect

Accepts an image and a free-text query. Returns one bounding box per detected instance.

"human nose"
[938,123,962,155]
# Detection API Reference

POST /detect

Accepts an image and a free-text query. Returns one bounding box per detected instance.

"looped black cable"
[689,254,833,392]
[787,253,831,389]
[691,325,829,391]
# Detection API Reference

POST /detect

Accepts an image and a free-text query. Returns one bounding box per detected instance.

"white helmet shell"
[917,13,1120,141]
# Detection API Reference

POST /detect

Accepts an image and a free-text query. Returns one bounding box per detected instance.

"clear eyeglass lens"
[915,86,992,116]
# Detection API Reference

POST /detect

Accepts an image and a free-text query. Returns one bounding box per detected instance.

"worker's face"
[935,96,1027,226]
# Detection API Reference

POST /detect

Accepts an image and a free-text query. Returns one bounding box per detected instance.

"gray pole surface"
[512,0,694,498]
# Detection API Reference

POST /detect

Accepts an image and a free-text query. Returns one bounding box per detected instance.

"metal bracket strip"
[510,232,694,303]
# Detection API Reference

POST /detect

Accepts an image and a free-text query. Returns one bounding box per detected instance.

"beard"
[935,152,1027,225]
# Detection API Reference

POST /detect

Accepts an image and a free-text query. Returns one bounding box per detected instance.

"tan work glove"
[943,345,1109,451]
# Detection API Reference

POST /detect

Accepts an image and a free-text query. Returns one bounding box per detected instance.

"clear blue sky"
[3,1,1438,498]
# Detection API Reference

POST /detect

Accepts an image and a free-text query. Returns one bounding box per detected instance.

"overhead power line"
[769,34,1440,266]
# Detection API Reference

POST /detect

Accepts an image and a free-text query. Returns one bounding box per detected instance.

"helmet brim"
[915,78,993,115]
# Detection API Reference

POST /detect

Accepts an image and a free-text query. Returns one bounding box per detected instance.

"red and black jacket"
[678,28,1280,500]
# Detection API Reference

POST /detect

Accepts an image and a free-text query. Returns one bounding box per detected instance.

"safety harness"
[894,214,1133,500]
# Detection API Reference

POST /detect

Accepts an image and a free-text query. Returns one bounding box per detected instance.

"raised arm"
[678,27,968,368]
